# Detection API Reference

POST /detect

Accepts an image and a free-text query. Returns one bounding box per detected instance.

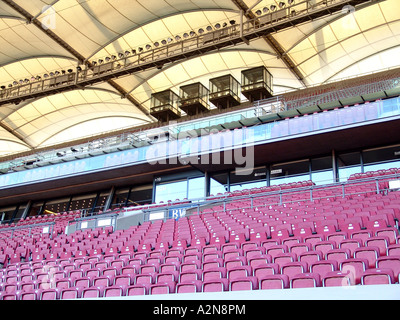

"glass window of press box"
[230,166,268,191]
[311,156,334,185]
[362,145,400,172]
[337,152,362,182]
[210,172,229,196]
[270,159,310,185]
[111,184,153,209]
[155,171,205,204]
[0,204,28,224]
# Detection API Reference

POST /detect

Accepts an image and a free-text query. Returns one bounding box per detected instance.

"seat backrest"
[230,277,258,291]
[60,288,80,300]
[40,289,58,300]
[179,270,202,283]
[82,287,101,299]
[104,286,124,298]
[281,262,308,280]
[376,256,400,282]
[325,248,352,264]
[361,268,395,285]
[365,236,390,255]
[202,279,228,292]
[340,258,369,285]
[20,290,38,300]
[259,274,289,290]
[176,280,202,294]
[290,273,321,288]
[322,271,355,287]
[354,246,380,268]
[310,260,338,278]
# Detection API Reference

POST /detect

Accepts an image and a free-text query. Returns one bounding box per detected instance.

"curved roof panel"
[0,0,399,157]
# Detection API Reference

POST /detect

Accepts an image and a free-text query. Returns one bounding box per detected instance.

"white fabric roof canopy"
[0,0,399,156]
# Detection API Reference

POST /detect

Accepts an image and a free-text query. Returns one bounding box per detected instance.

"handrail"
[0,221,56,240]
[126,172,400,222]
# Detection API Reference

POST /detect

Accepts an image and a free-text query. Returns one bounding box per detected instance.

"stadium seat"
[354,247,380,268]
[290,273,321,288]
[280,261,309,280]
[150,282,176,295]
[230,277,259,291]
[376,256,400,282]
[309,260,338,279]
[322,271,355,287]
[361,269,395,285]
[340,258,369,285]
[202,279,229,292]
[126,284,149,296]
[176,281,203,294]
[259,275,290,290]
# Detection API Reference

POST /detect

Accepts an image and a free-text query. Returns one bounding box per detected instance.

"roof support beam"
[231,0,307,87]
[0,0,376,107]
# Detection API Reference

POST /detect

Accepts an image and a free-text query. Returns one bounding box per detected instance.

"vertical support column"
[104,186,116,211]
[21,201,32,220]
[205,171,211,198]
[332,149,339,183]
[152,179,157,204]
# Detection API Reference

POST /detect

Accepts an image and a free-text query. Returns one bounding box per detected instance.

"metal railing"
[131,172,400,223]
[0,0,374,106]
[0,222,55,240]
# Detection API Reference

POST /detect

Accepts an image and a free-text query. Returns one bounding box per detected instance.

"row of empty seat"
[0,169,399,299]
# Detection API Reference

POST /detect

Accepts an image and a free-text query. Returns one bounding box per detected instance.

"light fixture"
[270,4,277,11]
[167,37,173,43]
[279,2,285,8]
[175,35,181,41]
[288,0,295,4]
[98,59,103,64]
[215,23,221,29]
[263,7,269,13]
[145,44,151,50]
[125,50,130,56]
[255,9,262,15]
[138,47,143,52]
[198,28,204,34]
[132,49,136,55]
[154,41,160,47]
[230,20,236,25]
[183,33,189,38]
[105,57,111,62]
[111,55,116,60]
[161,39,167,45]
[206,26,212,31]
[222,22,227,27]
[118,52,124,58]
